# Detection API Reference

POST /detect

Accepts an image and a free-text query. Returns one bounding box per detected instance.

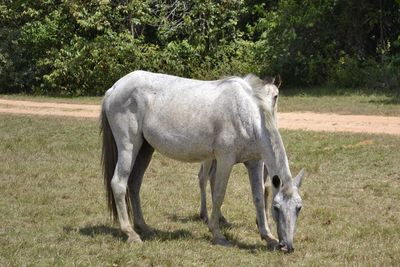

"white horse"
[101,70,304,252]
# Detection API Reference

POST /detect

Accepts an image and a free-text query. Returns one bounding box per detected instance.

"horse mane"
[218,73,278,126]
[243,74,267,92]
[243,74,277,126]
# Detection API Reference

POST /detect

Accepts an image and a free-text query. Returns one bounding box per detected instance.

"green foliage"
[1,0,399,95]
[38,32,146,96]
[327,53,365,88]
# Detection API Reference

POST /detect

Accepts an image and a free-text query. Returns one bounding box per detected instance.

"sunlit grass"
[279,93,400,116]
[0,94,102,105]
[1,114,399,266]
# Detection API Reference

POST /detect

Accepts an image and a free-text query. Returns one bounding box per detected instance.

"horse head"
[271,169,304,253]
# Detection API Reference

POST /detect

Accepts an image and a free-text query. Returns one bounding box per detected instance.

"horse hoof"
[212,237,233,247]
[127,234,143,244]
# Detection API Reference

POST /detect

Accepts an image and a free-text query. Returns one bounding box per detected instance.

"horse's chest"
[234,140,262,163]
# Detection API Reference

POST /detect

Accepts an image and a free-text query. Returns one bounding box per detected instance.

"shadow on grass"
[167,213,276,253]
[167,213,201,224]
[65,220,275,253]
[144,228,194,241]
[63,225,125,240]
[167,213,235,229]
[196,232,274,254]
[223,232,275,253]
[64,224,194,242]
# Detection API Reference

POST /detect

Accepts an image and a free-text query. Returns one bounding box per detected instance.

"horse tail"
[100,100,119,223]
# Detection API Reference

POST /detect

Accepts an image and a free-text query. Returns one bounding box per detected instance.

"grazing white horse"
[101,70,304,252]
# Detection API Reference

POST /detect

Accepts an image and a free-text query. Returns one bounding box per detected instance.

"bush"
[36,32,140,95]
[327,54,365,88]
[364,57,400,94]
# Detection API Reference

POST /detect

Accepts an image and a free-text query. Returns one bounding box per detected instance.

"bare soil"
[1,99,399,135]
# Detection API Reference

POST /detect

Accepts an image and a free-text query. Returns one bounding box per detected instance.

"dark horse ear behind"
[274,74,282,88]
[263,76,275,84]
[262,74,282,89]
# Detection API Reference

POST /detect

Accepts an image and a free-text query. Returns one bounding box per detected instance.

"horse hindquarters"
[101,101,144,243]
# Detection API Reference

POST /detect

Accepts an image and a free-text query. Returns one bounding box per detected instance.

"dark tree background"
[1,0,399,95]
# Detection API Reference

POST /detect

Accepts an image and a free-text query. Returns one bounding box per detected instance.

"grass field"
[1,114,399,266]
[1,90,400,116]
[279,86,400,115]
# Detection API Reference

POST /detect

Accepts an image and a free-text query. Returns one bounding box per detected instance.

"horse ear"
[272,175,281,189]
[274,74,282,88]
[263,76,275,84]
[294,168,305,188]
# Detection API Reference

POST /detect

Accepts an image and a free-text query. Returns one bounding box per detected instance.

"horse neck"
[263,111,292,186]
[273,103,278,127]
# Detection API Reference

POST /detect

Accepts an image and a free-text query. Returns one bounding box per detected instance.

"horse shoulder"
[214,80,263,142]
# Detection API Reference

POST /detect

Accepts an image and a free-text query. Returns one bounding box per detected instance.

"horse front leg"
[208,156,234,246]
[245,160,279,250]
[263,165,274,233]
[208,161,231,228]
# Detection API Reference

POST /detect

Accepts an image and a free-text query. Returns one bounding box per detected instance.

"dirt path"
[1,99,399,135]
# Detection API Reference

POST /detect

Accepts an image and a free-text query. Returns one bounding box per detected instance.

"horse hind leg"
[127,139,155,237]
[110,149,140,243]
[109,113,144,243]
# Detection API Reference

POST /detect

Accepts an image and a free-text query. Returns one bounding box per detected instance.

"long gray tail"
[100,102,119,222]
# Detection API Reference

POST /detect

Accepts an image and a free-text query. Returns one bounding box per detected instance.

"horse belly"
[143,122,215,162]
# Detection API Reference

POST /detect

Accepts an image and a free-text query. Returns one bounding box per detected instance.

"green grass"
[1,90,400,116]
[1,114,399,266]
